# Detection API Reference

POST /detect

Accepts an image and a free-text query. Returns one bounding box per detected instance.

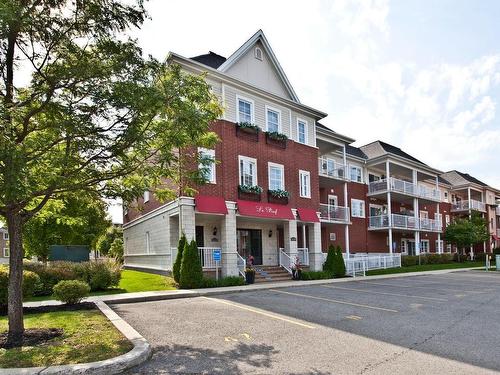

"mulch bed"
[0,301,96,316]
[0,328,64,349]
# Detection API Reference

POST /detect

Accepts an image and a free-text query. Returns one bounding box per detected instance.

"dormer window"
[254,47,263,60]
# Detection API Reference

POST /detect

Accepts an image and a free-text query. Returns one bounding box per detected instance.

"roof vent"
[254,47,263,61]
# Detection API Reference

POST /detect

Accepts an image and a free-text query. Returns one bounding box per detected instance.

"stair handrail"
[236,253,246,277]
[279,248,293,274]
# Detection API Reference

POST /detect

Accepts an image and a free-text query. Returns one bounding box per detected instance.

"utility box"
[496,255,500,271]
[49,245,90,262]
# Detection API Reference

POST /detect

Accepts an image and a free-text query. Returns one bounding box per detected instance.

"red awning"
[492,234,500,241]
[195,195,228,215]
[297,208,320,223]
[237,200,294,220]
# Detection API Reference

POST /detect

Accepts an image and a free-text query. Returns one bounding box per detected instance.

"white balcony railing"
[318,158,347,180]
[318,204,350,222]
[451,199,486,212]
[297,248,309,266]
[368,177,440,201]
[369,214,442,232]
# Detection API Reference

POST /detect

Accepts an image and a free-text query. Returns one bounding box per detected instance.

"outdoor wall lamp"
[213,227,217,236]
[268,230,273,238]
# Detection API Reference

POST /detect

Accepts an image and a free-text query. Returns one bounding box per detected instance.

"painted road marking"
[361,281,486,294]
[224,336,238,342]
[322,285,447,302]
[271,289,398,313]
[240,333,251,340]
[345,315,362,320]
[421,275,500,286]
[202,297,316,329]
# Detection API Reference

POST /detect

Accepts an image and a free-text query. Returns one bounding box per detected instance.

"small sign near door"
[213,249,221,261]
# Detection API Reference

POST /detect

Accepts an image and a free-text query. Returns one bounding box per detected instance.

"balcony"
[368,177,441,202]
[318,158,347,181]
[451,199,486,213]
[318,204,350,223]
[369,214,442,232]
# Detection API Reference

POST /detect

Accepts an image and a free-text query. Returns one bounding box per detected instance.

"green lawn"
[27,269,177,302]
[0,310,132,368]
[366,261,484,276]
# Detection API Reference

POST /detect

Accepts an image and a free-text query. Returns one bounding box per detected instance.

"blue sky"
[109,0,500,222]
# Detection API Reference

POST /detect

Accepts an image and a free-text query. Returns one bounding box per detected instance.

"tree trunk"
[6,211,24,347]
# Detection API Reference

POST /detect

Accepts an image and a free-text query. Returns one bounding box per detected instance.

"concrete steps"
[254,266,292,283]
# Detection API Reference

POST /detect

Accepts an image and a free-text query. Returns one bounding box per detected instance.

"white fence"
[170,246,220,270]
[345,254,401,277]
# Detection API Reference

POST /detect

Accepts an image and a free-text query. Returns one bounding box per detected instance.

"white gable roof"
[218,30,300,103]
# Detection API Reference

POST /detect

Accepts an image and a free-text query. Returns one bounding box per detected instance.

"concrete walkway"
[24,266,486,308]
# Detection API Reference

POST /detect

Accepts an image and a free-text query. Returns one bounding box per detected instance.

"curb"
[1,302,151,375]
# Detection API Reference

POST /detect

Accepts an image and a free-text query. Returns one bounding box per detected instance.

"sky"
[111,0,500,223]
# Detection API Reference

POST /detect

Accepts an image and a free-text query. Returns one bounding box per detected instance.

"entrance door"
[237,229,263,265]
[195,226,205,267]
[405,240,416,256]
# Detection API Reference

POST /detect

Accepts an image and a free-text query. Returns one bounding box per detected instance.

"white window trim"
[369,204,384,216]
[143,190,150,203]
[328,194,338,206]
[420,239,430,253]
[350,165,363,183]
[299,170,311,198]
[236,95,255,124]
[2,232,8,240]
[268,162,285,191]
[255,47,263,60]
[198,148,216,184]
[3,248,8,258]
[265,105,282,133]
[238,155,258,186]
[296,118,308,144]
[419,210,429,219]
[351,199,366,218]
[145,231,151,254]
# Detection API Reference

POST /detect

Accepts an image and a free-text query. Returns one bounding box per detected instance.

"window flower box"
[238,185,263,201]
[267,189,290,205]
[265,131,288,149]
[236,122,260,142]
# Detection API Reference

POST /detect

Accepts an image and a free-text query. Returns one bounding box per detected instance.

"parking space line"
[321,285,448,301]
[271,289,398,313]
[202,297,316,329]
[393,278,495,292]
[361,280,486,294]
[420,275,500,287]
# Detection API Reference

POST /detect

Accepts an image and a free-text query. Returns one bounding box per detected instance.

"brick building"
[123,31,500,277]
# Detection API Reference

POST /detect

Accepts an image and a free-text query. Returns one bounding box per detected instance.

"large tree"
[0,0,221,345]
[23,192,110,262]
[444,212,490,259]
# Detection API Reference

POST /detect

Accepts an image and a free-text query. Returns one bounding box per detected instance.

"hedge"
[53,280,90,304]
[0,265,40,307]
[300,270,333,280]
[201,276,246,288]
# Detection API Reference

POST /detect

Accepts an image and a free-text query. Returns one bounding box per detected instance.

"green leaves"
[444,211,490,250]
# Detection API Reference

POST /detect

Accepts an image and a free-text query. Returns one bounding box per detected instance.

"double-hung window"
[350,166,362,183]
[237,97,253,123]
[299,170,311,198]
[239,156,257,186]
[3,248,8,257]
[268,163,284,191]
[297,119,307,144]
[351,199,366,218]
[198,148,216,184]
[3,232,8,240]
[266,107,280,133]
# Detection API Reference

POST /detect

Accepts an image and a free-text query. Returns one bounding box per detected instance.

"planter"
[265,133,287,149]
[238,189,261,202]
[245,271,255,284]
[267,191,289,205]
[236,124,259,142]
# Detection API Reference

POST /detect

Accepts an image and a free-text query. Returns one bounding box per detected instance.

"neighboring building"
[122,30,500,277]
[0,227,8,265]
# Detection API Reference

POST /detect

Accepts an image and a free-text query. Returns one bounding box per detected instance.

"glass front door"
[237,229,263,265]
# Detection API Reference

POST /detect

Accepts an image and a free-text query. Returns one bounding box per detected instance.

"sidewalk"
[23,266,487,308]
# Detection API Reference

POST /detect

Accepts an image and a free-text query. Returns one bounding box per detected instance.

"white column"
[178,197,196,241]
[386,161,392,253]
[414,197,420,255]
[302,224,307,248]
[468,187,473,258]
[284,219,298,258]
[221,203,238,277]
[436,176,441,253]
[308,222,323,271]
[344,180,350,258]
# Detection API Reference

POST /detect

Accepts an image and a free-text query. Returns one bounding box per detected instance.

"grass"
[366,261,484,276]
[26,269,177,302]
[0,310,132,368]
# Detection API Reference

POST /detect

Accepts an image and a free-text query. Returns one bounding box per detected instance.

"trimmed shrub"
[53,280,90,304]
[0,266,40,306]
[173,233,186,283]
[300,271,332,280]
[333,245,346,277]
[402,255,418,267]
[179,240,203,289]
[24,261,77,296]
[73,260,121,291]
[201,276,245,288]
[323,245,336,274]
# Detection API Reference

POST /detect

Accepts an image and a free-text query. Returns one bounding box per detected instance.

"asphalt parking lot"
[113,270,500,374]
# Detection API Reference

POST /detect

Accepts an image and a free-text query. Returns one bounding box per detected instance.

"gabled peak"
[190,51,226,69]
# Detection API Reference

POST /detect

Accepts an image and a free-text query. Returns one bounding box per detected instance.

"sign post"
[213,249,221,281]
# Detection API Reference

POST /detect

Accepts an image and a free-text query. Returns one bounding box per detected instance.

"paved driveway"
[113,270,500,374]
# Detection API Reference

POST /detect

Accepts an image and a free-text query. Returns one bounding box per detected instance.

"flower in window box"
[268,189,290,199]
[236,122,260,133]
[238,184,263,194]
[265,131,288,141]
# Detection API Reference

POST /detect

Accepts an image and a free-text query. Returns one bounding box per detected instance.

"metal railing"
[279,248,293,274]
[236,253,246,277]
[451,199,486,212]
[297,248,309,266]
[419,218,442,232]
[318,158,347,180]
[345,254,402,277]
[318,204,350,222]
[198,247,220,269]
[369,214,441,231]
[368,177,440,201]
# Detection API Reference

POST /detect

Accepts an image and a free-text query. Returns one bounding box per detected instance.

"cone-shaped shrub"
[333,245,346,277]
[173,233,187,283]
[179,239,203,289]
[323,244,336,274]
